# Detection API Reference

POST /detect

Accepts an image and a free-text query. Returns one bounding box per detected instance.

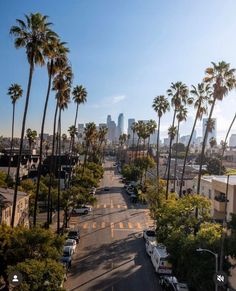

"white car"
[73,206,92,215]
[64,239,77,254]
[143,229,156,242]
[145,239,158,256]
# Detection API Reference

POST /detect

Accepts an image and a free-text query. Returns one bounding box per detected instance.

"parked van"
[150,244,172,274]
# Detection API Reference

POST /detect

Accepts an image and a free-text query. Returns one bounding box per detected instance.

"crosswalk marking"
[128,222,132,229]
[119,222,124,229]
[83,223,88,229]
[101,222,105,228]
[96,205,100,208]
[80,221,149,231]
[117,205,120,208]
[94,204,128,209]
[92,222,96,229]
[104,204,107,208]
[110,222,114,229]
[136,223,141,229]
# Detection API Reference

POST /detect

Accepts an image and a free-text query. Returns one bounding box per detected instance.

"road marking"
[83,223,88,229]
[92,222,96,229]
[124,205,128,209]
[110,222,114,229]
[104,204,107,208]
[96,205,100,209]
[110,204,114,209]
[128,222,132,229]
[117,205,120,208]
[136,223,141,229]
[119,222,124,229]
[101,222,105,228]
[110,222,114,238]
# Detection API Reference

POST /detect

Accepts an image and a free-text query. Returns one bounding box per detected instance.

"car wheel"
[84,210,88,215]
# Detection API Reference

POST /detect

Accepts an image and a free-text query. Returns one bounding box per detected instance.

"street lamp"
[196,248,218,291]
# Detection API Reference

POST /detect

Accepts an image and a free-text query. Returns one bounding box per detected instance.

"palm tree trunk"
[57,108,62,234]
[135,137,140,160]
[47,104,58,225]
[220,112,236,173]
[7,102,15,179]
[197,97,217,194]
[156,117,161,205]
[34,60,53,227]
[173,121,180,192]
[179,105,200,196]
[165,111,176,199]
[11,58,34,228]
[144,136,151,183]
[132,130,135,162]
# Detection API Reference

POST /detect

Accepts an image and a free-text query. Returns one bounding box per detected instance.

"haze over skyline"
[0,0,236,142]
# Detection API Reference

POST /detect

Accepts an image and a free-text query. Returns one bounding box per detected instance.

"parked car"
[150,245,172,274]
[67,230,80,243]
[130,194,138,203]
[104,187,110,191]
[73,206,92,215]
[143,229,156,241]
[64,239,77,254]
[159,276,189,291]
[145,239,158,256]
[60,246,73,268]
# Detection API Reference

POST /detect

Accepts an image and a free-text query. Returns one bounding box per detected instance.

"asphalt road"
[65,158,162,291]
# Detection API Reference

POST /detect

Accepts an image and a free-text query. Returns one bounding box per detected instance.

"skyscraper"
[128,118,135,136]
[107,115,112,125]
[117,113,124,137]
[202,118,217,145]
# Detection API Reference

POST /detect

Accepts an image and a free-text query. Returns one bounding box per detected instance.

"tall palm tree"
[26,128,37,151]
[131,122,138,161]
[173,105,188,192]
[82,122,97,177]
[62,133,67,153]
[10,13,56,227]
[97,126,108,162]
[152,95,170,203]
[179,83,211,196]
[220,112,236,173]
[166,82,189,198]
[35,39,69,222]
[7,84,23,179]
[196,61,236,194]
[135,121,145,160]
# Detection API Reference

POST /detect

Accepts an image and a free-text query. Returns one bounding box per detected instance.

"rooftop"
[0,187,28,206]
[201,175,236,186]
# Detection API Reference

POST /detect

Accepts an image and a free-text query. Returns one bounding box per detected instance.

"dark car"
[104,187,109,191]
[60,246,73,268]
[67,230,80,243]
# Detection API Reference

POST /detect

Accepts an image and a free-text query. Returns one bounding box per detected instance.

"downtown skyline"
[0,0,236,141]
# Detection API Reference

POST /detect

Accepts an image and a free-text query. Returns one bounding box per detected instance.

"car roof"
[63,246,72,251]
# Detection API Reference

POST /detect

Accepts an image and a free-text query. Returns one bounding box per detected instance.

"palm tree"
[220,112,236,173]
[97,126,108,162]
[173,105,188,192]
[166,82,189,198]
[10,13,56,227]
[7,84,23,179]
[82,122,97,177]
[71,85,87,154]
[135,121,145,160]
[131,122,138,161]
[62,133,67,153]
[152,95,170,202]
[26,128,37,151]
[179,83,211,196]
[196,61,236,194]
[35,40,69,222]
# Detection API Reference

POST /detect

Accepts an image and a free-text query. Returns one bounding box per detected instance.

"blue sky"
[0,0,236,142]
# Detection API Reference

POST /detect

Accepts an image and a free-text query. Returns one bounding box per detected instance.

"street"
[65,158,162,291]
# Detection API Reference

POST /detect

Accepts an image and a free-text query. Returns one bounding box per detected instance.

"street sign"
[213,271,228,286]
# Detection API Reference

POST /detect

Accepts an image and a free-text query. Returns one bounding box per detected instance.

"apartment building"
[193,175,236,221]
[0,187,29,227]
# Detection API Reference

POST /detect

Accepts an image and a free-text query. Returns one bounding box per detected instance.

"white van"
[150,245,172,274]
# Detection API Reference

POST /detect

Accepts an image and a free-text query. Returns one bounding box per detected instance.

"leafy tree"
[206,158,225,175]
[172,143,186,153]
[7,258,65,291]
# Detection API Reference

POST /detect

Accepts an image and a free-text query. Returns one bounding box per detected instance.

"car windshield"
[65,242,73,246]
[63,251,70,257]
[68,231,78,236]
[146,230,155,236]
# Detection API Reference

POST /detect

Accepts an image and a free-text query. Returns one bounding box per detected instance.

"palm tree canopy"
[68,126,78,138]
[152,95,170,118]
[147,119,157,135]
[176,105,188,123]
[204,61,236,100]
[190,83,212,120]
[8,83,23,104]
[10,13,58,66]
[168,125,177,140]
[98,126,108,143]
[72,85,87,105]
[26,128,37,143]
[209,137,217,148]
[84,122,97,145]
[167,82,189,110]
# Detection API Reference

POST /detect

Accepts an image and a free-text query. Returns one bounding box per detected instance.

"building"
[229,134,236,147]
[128,118,135,136]
[107,115,112,125]
[202,118,217,145]
[0,187,29,227]
[117,113,124,137]
[193,175,236,221]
